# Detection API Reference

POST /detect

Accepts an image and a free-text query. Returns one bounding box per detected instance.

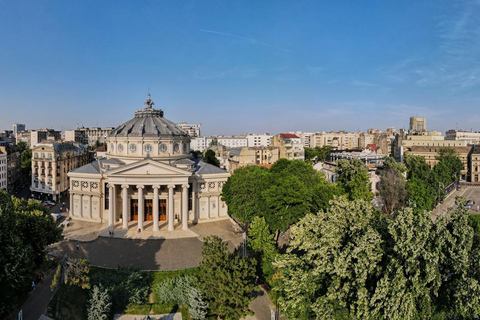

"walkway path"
[16,269,57,320]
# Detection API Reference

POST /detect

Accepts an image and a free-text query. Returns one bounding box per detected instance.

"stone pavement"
[114,313,182,320]
[431,185,480,221]
[48,219,244,270]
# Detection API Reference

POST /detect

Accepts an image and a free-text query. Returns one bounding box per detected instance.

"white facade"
[445,130,480,145]
[246,134,271,147]
[177,123,201,137]
[68,95,230,232]
[0,152,7,190]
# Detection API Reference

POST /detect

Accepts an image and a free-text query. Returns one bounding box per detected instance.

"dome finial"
[144,91,155,109]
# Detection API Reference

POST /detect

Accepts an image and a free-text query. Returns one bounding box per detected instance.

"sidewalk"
[18,270,57,320]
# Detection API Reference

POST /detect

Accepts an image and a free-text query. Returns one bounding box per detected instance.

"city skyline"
[1,1,480,135]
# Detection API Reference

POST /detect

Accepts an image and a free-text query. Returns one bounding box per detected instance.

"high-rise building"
[409,116,427,133]
[13,123,26,137]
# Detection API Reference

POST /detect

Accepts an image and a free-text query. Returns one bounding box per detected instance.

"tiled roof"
[280,133,300,139]
[195,160,228,174]
[70,161,100,174]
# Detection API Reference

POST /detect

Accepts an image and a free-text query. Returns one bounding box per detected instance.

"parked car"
[50,213,62,221]
[44,201,56,207]
[465,200,475,209]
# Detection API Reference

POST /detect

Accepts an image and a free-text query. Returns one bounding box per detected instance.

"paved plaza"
[48,218,244,270]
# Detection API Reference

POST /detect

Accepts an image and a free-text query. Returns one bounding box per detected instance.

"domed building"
[68,94,229,232]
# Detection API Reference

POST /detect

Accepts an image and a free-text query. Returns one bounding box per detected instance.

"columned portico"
[153,185,160,231]
[108,183,115,228]
[122,185,129,230]
[182,184,189,230]
[137,185,145,231]
[168,184,175,231]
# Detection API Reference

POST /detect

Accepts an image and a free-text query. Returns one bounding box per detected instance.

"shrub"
[87,285,112,320]
[50,265,62,290]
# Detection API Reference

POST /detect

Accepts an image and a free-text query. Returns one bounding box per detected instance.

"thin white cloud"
[199,29,287,52]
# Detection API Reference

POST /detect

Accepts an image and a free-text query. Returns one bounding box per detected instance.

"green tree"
[304,146,332,162]
[248,216,277,280]
[407,177,436,212]
[263,159,337,236]
[335,159,373,201]
[0,191,33,316]
[87,285,112,320]
[434,198,480,318]
[188,287,209,320]
[275,197,383,319]
[203,149,220,167]
[197,236,256,320]
[221,165,269,230]
[12,197,63,265]
[370,207,441,319]
[404,153,431,181]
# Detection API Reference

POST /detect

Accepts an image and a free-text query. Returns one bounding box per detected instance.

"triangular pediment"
[106,159,191,177]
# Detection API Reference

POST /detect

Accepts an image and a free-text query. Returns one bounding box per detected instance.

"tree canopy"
[274,196,480,319]
[335,158,373,201]
[203,149,220,167]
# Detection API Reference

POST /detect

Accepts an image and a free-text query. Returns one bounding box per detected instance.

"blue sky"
[0,0,479,136]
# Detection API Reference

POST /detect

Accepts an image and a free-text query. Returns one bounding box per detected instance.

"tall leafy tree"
[248,216,277,280]
[275,197,383,319]
[11,197,63,265]
[335,159,373,201]
[221,165,269,230]
[197,236,256,320]
[0,191,33,316]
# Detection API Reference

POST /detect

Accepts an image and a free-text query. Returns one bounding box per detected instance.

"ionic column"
[108,183,115,229]
[137,185,145,231]
[122,185,129,230]
[182,184,190,230]
[168,184,175,231]
[153,185,160,231]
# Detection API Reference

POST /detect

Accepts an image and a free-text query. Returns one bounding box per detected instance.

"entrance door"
[131,199,138,221]
[159,199,167,221]
[145,200,153,221]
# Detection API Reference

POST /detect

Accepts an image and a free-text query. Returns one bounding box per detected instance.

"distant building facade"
[65,127,114,147]
[0,141,22,193]
[409,116,427,133]
[31,141,89,201]
[13,123,26,137]
[0,151,7,190]
[227,146,280,174]
[177,123,201,137]
[271,133,304,161]
[30,129,62,148]
[445,130,480,145]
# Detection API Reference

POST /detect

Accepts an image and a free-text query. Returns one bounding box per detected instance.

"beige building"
[271,133,304,161]
[65,127,115,147]
[176,122,201,137]
[470,146,480,183]
[408,145,471,179]
[67,94,230,232]
[311,131,361,150]
[31,141,89,201]
[228,146,280,174]
[409,116,427,133]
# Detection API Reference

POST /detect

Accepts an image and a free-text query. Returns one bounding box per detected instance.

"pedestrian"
[76,242,79,251]
[31,281,36,291]
[60,207,62,212]
[63,202,65,207]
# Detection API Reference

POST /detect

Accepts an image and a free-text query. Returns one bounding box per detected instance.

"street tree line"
[0,190,62,317]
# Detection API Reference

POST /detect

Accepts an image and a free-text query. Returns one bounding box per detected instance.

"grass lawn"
[48,284,88,320]
[47,267,201,320]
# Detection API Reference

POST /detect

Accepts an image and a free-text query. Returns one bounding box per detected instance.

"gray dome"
[110,95,188,138]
